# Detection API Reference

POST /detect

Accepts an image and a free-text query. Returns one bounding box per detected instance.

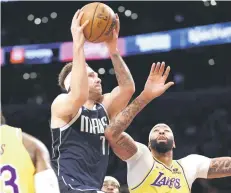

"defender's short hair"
[58,62,73,91]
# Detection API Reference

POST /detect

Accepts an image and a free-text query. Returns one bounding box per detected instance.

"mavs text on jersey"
[51,103,110,192]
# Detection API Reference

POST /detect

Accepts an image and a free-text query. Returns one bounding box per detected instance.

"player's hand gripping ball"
[80,2,117,43]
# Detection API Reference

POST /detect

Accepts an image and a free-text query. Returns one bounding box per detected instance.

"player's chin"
[95,91,103,101]
[96,87,103,94]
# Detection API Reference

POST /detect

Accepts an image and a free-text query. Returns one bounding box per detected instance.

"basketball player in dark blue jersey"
[50,10,135,193]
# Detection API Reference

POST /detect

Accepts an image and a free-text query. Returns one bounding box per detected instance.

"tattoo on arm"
[107,96,147,139]
[208,157,231,178]
[111,53,134,86]
[114,134,138,157]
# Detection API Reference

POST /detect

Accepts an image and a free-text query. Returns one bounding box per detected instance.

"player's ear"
[148,142,151,150]
[173,141,176,148]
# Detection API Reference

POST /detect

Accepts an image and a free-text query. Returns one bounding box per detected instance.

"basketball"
[80,2,116,43]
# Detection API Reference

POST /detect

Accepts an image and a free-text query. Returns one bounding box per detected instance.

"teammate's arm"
[105,62,174,160]
[207,157,231,178]
[52,10,89,117]
[22,132,60,193]
[103,14,135,119]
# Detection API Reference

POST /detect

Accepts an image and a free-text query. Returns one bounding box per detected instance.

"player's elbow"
[128,84,136,95]
[104,129,120,142]
[104,129,115,141]
[120,85,136,100]
[123,83,135,94]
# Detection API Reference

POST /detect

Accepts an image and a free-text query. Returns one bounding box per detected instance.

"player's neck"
[152,150,173,167]
[84,100,97,110]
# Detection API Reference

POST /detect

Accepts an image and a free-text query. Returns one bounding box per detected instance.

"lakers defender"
[0,113,60,193]
[104,62,231,193]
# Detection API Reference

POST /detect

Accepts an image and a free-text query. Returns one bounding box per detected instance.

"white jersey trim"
[61,176,99,191]
[57,108,82,176]
[176,160,191,191]
[97,103,110,124]
[57,129,62,176]
[60,108,82,131]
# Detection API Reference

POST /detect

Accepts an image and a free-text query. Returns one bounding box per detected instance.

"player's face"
[149,124,175,153]
[102,180,120,193]
[87,67,103,99]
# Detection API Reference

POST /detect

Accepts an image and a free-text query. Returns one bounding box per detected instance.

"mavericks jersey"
[126,143,211,193]
[51,103,110,191]
[0,125,35,193]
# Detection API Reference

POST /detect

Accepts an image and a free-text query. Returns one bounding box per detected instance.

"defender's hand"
[105,13,120,54]
[71,10,89,47]
[142,62,174,101]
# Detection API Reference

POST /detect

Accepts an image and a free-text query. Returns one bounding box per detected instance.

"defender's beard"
[150,138,174,153]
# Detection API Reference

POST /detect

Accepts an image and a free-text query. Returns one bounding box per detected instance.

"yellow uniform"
[0,125,35,193]
[130,158,190,193]
[126,143,211,193]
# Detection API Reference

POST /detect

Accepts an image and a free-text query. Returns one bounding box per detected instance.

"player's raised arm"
[103,14,135,119]
[207,157,231,178]
[105,62,174,160]
[52,10,90,117]
[22,132,60,193]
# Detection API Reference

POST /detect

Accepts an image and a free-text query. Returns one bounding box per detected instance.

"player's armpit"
[207,157,231,179]
[51,93,85,118]
[109,132,138,161]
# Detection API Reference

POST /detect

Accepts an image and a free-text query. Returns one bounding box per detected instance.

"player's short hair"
[58,62,89,91]
[104,176,120,188]
[58,62,73,91]
[1,112,6,124]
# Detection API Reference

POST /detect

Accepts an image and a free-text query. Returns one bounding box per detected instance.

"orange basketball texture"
[80,2,116,43]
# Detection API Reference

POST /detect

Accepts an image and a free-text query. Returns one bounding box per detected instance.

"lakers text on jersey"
[51,103,110,191]
[0,125,35,193]
[130,158,190,193]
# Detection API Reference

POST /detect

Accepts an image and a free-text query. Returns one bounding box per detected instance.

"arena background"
[1,1,231,192]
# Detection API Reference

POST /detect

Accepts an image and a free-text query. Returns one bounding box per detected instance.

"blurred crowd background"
[1,1,231,193]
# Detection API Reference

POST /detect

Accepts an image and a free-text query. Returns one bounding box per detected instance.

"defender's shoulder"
[178,154,198,164]
[0,124,21,137]
[177,154,211,169]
